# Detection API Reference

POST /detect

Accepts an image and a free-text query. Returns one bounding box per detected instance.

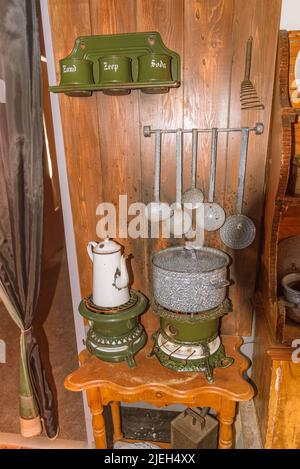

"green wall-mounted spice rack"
[49,32,181,97]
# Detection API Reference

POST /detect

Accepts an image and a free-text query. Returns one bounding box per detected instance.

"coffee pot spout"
[114,254,129,290]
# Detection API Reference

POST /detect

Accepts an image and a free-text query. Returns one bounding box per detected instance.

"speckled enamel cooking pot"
[151,246,230,313]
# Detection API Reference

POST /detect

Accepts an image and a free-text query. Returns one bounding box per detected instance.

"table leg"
[218,399,236,449]
[110,401,123,442]
[86,387,107,449]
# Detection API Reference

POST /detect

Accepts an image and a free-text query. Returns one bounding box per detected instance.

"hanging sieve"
[220,128,256,249]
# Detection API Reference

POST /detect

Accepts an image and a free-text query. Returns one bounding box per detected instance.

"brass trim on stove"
[83,290,138,314]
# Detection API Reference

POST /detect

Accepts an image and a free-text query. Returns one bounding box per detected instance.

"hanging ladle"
[220,127,256,249]
[169,128,192,236]
[199,128,226,231]
[182,128,204,209]
[145,129,172,222]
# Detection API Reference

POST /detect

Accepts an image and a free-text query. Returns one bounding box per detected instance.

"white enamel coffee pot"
[87,238,130,308]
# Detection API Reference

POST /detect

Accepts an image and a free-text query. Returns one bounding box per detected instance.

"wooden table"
[64,335,254,449]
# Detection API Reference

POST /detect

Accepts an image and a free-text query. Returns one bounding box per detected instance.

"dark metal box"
[171,408,218,449]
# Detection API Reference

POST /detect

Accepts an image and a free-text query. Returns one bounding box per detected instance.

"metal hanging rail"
[143,122,264,137]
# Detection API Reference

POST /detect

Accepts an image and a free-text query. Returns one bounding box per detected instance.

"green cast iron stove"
[150,299,234,383]
[79,290,147,368]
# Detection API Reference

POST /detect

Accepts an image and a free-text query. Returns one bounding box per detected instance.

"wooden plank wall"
[47,0,282,336]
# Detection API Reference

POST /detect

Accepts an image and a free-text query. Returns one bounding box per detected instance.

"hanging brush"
[240,36,264,111]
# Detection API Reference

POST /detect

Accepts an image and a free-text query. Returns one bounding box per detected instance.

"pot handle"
[280,297,299,308]
[210,279,231,289]
[87,241,97,262]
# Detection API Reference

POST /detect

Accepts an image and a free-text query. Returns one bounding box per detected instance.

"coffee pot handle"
[87,241,97,261]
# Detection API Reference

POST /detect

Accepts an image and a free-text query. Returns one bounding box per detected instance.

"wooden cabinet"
[255,31,300,345]
[253,31,300,448]
[252,311,300,449]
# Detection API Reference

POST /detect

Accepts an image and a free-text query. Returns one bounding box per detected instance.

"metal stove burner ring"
[83,290,138,314]
[151,298,232,323]
[87,323,144,347]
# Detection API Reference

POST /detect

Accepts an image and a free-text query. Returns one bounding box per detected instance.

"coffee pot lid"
[93,238,121,254]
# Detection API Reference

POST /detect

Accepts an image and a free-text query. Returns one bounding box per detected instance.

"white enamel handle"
[87,241,97,262]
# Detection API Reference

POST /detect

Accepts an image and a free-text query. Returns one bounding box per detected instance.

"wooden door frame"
[40,0,92,445]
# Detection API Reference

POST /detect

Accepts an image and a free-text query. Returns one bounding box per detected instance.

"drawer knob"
[155,391,163,398]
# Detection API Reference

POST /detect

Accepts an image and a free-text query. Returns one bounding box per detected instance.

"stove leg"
[218,399,236,449]
[204,357,214,383]
[86,387,107,449]
[148,344,157,357]
[126,354,136,368]
[110,401,123,443]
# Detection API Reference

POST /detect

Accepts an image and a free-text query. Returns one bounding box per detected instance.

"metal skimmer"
[220,128,256,250]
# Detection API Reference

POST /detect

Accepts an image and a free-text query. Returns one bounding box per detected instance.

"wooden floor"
[0,248,86,440]
[0,445,26,449]
[0,433,89,450]
[0,398,262,449]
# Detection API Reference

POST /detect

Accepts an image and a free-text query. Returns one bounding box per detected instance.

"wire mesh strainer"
[220,128,256,249]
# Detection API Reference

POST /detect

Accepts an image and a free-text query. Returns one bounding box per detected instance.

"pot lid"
[152,246,229,273]
[93,238,121,254]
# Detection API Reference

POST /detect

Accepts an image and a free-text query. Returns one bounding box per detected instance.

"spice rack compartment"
[49,31,181,97]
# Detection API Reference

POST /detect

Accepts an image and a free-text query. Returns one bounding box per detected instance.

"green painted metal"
[151,300,234,381]
[98,55,133,83]
[86,325,147,368]
[151,335,234,383]
[152,298,233,323]
[79,290,148,368]
[157,300,233,343]
[59,58,94,85]
[49,32,180,96]
[160,316,219,343]
[79,291,148,323]
[138,54,172,82]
